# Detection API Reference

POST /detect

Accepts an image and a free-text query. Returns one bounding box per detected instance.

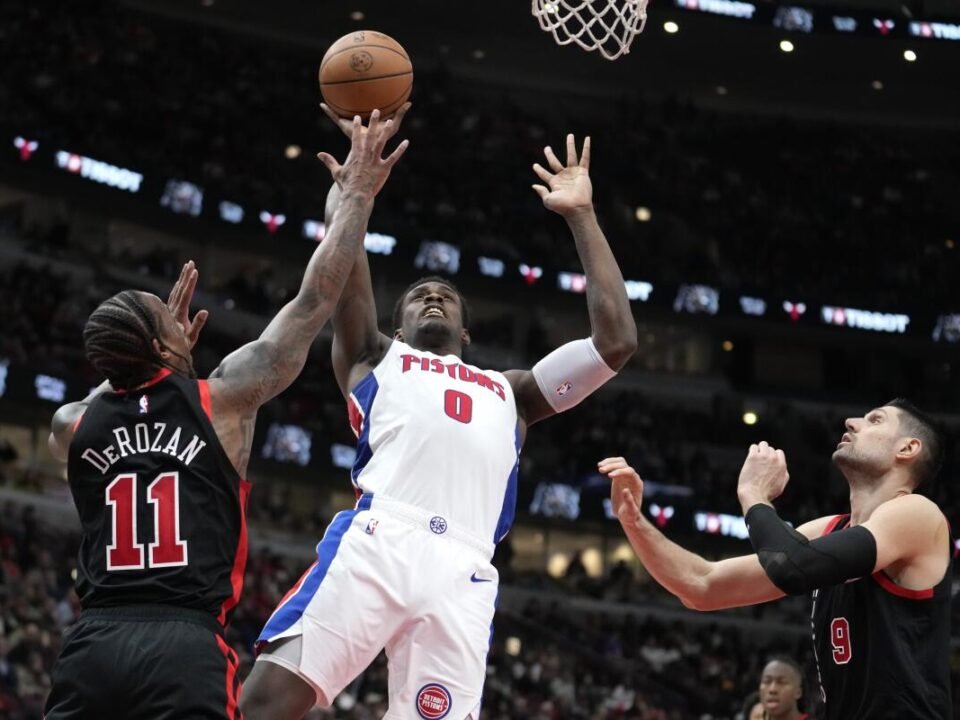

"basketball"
[319,31,413,119]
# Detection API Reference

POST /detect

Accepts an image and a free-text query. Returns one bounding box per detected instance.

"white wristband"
[531,338,617,413]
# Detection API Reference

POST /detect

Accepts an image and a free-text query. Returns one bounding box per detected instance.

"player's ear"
[393,328,404,341]
[152,338,171,360]
[896,436,922,462]
[461,328,471,346]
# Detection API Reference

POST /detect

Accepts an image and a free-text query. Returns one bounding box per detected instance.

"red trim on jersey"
[347,396,364,439]
[217,480,251,626]
[198,379,213,421]
[71,414,85,433]
[215,635,242,720]
[821,514,847,536]
[113,367,173,393]
[871,570,934,600]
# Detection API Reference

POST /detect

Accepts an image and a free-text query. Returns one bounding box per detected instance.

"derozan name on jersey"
[400,353,507,401]
[80,422,206,473]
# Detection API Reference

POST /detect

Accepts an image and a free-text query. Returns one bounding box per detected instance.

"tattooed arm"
[206,111,408,475]
[317,103,412,397]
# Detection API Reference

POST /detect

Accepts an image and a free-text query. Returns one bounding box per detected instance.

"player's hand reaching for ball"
[321,101,411,142]
[532,134,593,218]
[167,260,208,350]
[317,109,409,200]
[736,441,790,513]
[599,457,645,527]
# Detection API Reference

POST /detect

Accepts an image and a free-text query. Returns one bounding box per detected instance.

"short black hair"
[83,290,164,389]
[886,398,945,489]
[391,276,471,330]
[763,655,804,688]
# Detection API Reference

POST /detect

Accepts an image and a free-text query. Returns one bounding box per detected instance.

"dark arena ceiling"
[125,0,960,126]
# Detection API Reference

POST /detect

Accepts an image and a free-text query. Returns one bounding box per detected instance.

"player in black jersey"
[601,399,951,720]
[42,111,409,720]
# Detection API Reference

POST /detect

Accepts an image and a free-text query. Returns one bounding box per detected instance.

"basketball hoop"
[532,0,648,61]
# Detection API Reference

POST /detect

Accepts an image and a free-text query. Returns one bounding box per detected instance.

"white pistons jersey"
[348,339,520,549]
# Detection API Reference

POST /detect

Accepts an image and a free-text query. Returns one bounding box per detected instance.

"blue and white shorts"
[256,495,498,720]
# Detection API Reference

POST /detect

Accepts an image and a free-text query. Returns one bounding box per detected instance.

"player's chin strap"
[531,338,617,413]
[746,504,877,596]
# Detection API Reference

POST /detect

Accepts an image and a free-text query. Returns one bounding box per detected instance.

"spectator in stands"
[740,691,763,720]
[757,657,810,720]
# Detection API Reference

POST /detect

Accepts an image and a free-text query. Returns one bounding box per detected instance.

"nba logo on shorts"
[139,395,149,414]
[416,683,451,719]
[429,516,447,535]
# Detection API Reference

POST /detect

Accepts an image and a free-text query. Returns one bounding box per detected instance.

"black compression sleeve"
[745,504,877,595]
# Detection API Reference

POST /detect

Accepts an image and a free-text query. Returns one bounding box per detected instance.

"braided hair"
[83,290,181,389]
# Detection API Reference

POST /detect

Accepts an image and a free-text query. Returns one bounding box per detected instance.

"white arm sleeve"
[531,337,617,414]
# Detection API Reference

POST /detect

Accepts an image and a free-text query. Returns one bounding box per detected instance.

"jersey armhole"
[871,571,935,600]
[71,414,85,433]
[198,380,214,421]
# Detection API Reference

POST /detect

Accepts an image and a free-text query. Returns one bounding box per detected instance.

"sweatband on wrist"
[746,504,877,595]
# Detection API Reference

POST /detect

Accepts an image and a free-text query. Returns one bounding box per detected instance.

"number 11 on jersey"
[106,472,189,571]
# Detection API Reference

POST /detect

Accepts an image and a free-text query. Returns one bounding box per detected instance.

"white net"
[531,0,648,61]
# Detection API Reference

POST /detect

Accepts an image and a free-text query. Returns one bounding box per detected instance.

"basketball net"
[531,0,648,61]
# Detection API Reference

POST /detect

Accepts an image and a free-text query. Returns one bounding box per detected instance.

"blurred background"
[0,0,959,717]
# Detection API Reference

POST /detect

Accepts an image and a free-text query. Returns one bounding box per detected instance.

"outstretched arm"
[320,102,410,398]
[209,112,408,413]
[507,135,637,427]
[49,261,209,461]
[737,443,950,595]
[327,183,392,397]
[600,456,833,611]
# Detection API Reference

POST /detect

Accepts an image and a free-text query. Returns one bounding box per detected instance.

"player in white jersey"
[242,106,638,720]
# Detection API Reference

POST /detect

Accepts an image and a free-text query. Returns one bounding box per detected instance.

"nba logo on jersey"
[139,395,149,414]
[555,381,573,396]
[365,518,379,535]
[416,683,451,719]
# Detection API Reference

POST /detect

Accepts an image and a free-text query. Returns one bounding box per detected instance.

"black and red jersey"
[811,514,952,720]
[67,369,249,626]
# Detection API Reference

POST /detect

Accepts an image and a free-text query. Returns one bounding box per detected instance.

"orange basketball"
[319,31,413,120]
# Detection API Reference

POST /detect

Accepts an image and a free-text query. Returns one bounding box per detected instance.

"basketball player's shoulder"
[874,493,945,526]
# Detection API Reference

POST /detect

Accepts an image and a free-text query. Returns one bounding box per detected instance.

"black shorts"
[44,605,242,720]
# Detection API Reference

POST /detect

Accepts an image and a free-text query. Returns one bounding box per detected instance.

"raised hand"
[321,101,411,142]
[166,260,208,350]
[599,456,645,526]
[317,109,409,200]
[532,134,593,217]
[736,441,790,511]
